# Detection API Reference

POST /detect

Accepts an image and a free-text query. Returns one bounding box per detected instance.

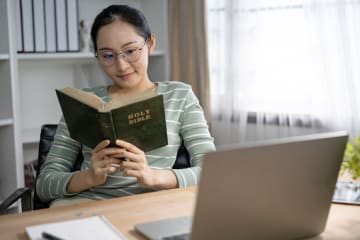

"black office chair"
[0,124,190,214]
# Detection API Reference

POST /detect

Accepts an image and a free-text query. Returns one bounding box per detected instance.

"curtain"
[168,0,212,124]
[206,0,360,140]
[303,0,360,137]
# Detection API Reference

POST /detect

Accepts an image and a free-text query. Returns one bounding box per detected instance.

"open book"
[25,215,126,240]
[56,87,168,152]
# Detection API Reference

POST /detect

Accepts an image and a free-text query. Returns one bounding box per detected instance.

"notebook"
[25,215,126,240]
[135,131,348,240]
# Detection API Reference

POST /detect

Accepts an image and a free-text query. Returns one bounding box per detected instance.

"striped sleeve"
[172,86,216,188]
[36,117,82,201]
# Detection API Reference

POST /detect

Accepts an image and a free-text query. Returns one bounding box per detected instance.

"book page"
[60,87,104,110]
[25,215,126,240]
[60,87,157,112]
[103,90,157,112]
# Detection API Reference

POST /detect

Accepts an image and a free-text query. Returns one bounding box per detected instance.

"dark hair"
[90,5,152,52]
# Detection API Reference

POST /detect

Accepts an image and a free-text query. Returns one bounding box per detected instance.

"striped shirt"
[36,81,216,202]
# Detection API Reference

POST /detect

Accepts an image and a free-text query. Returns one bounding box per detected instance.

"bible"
[55,87,168,152]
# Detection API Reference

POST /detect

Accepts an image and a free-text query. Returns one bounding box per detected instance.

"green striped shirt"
[36,81,215,202]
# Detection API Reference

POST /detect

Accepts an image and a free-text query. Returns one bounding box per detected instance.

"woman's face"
[96,20,155,91]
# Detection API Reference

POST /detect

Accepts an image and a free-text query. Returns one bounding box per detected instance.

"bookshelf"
[0,0,23,207]
[0,0,169,208]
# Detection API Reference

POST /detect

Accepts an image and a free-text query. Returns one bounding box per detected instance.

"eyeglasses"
[95,40,147,67]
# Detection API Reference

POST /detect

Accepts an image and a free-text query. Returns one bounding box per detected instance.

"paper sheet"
[25,215,126,240]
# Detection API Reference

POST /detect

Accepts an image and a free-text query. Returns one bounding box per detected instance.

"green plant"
[341,137,360,180]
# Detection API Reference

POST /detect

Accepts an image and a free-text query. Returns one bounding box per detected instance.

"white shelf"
[0,118,13,127]
[17,52,94,60]
[22,128,40,144]
[16,51,164,65]
[17,50,164,60]
[0,54,9,60]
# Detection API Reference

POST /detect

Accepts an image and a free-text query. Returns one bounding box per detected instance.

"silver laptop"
[135,131,348,240]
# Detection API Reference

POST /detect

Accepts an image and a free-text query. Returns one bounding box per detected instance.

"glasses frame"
[95,39,147,66]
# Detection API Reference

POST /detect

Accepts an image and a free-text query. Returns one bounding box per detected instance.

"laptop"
[135,131,348,240]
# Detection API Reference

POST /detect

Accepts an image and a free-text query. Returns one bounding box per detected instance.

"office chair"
[0,124,190,214]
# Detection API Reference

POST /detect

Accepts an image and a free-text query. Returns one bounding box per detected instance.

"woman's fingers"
[122,169,141,177]
[93,156,123,168]
[89,140,131,186]
[120,160,142,170]
[94,148,126,160]
[93,139,110,153]
[116,140,142,154]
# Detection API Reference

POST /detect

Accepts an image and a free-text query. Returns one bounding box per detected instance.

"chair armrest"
[0,187,33,214]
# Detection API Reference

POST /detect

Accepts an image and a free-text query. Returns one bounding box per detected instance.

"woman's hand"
[115,140,178,190]
[89,139,125,186]
[114,140,155,188]
[66,139,125,193]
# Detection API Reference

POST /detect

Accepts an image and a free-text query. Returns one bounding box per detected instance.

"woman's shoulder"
[157,81,192,92]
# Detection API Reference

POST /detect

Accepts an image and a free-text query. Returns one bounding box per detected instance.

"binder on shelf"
[55,0,68,52]
[66,0,80,52]
[15,0,24,53]
[21,0,34,52]
[45,0,56,52]
[33,0,46,52]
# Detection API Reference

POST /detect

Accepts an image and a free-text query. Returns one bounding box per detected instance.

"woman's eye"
[102,53,114,60]
[124,49,137,55]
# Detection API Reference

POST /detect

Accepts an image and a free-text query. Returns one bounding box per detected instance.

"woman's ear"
[148,33,156,54]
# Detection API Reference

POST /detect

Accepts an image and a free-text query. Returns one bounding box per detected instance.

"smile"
[118,72,134,79]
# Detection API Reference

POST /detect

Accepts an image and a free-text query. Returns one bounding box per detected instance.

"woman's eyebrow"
[98,41,139,51]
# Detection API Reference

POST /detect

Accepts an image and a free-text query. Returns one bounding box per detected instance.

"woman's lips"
[118,72,134,80]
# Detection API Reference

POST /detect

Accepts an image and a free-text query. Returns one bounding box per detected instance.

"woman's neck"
[108,81,156,98]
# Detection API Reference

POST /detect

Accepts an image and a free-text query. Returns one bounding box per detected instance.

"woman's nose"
[114,54,130,70]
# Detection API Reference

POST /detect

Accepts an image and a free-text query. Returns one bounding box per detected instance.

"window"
[206,0,360,136]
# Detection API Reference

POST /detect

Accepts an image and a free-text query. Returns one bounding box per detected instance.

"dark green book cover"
[55,88,168,152]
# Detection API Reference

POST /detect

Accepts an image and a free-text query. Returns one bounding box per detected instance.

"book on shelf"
[15,0,23,52]
[66,0,80,52]
[21,0,34,52]
[15,0,80,53]
[55,0,68,52]
[25,215,126,240]
[33,0,46,52]
[56,87,168,152]
[45,0,57,52]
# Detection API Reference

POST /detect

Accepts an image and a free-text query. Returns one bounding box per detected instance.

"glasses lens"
[98,51,115,66]
[96,41,145,66]
[123,48,141,63]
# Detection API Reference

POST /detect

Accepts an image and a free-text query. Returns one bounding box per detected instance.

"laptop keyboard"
[163,233,190,240]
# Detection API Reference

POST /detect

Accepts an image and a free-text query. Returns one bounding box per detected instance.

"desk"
[0,186,359,240]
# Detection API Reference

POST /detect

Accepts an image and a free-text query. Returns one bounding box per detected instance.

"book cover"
[56,87,168,152]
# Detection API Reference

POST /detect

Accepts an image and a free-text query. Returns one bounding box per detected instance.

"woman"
[36,5,215,207]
